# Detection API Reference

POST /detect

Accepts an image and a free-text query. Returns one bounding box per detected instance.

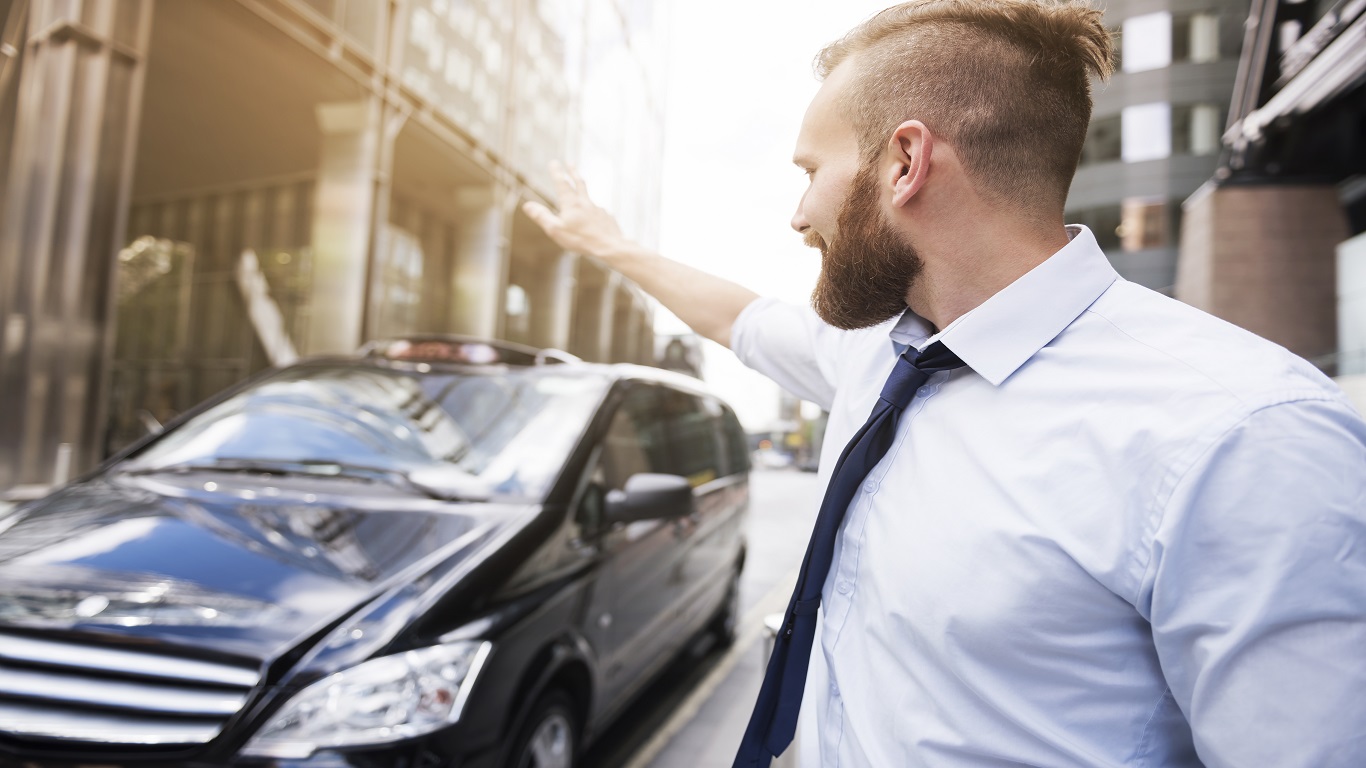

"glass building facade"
[0,0,670,491]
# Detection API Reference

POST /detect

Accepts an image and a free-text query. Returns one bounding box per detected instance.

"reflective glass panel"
[1121,102,1172,162]
[1082,114,1122,165]
[1121,12,1172,73]
[1071,206,1122,252]
[1171,104,1223,156]
[662,390,723,487]
[1119,198,1170,252]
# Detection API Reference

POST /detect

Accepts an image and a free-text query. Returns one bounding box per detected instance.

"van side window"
[600,386,669,491]
[662,390,725,486]
[720,405,750,476]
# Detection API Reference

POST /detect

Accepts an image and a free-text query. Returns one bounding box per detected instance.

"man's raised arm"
[522,163,759,349]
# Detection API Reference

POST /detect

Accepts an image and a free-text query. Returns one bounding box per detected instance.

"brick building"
[1177,0,1365,396]
[1067,0,1250,293]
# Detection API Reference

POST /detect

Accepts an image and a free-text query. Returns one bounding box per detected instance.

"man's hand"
[522,162,630,262]
[519,161,759,348]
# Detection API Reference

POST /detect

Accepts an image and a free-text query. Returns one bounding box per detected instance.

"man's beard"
[808,163,923,330]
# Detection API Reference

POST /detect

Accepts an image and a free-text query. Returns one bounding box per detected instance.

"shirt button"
[830,683,840,697]
[836,581,852,594]
[862,480,877,494]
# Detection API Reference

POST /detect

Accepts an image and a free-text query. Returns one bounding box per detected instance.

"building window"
[1173,13,1221,64]
[1171,104,1224,156]
[374,226,425,339]
[1071,202,1176,253]
[1070,206,1123,251]
[1082,114,1122,164]
[1081,103,1223,167]
[1122,11,1230,73]
[1121,102,1172,162]
[1118,198,1171,251]
[505,283,530,343]
[1122,12,1172,73]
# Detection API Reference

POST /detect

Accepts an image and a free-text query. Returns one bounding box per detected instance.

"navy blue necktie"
[733,340,966,767]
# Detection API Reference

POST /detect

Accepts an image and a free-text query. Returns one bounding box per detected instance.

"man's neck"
[905,220,1071,330]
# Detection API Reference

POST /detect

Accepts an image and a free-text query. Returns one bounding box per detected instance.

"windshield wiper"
[122,459,487,502]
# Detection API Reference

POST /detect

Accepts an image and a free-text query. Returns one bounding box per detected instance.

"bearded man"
[523,1,1366,765]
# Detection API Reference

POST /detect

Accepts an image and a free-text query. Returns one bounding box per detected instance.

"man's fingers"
[522,201,559,231]
[549,160,577,201]
[566,165,589,198]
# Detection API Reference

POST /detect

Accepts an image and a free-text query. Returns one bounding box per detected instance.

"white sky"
[655,0,894,430]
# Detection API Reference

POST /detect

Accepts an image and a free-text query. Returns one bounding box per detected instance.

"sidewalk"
[642,622,777,767]
[629,471,819,768]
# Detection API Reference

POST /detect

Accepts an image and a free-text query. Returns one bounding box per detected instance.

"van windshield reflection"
[120,365,611,501]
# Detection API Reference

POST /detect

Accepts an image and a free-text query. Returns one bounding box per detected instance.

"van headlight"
[241,641,491,759]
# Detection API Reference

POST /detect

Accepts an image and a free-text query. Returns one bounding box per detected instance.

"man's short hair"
[817,0,1114,211]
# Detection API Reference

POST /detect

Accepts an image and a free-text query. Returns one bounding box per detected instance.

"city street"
[1,0,1362,764]
[585,468,821,768]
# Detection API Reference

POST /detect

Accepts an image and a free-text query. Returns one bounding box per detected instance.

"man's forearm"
[600,242,759,349]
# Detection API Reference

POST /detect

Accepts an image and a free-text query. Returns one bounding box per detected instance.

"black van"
[0,337,750,768]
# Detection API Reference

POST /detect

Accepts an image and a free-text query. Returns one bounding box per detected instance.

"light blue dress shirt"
[730,226,1366,767]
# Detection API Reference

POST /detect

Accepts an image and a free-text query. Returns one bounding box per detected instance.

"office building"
[0,0,670,492]
[1068,0,1249,292]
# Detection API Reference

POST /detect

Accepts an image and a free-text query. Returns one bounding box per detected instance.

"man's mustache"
[803,230,827,251]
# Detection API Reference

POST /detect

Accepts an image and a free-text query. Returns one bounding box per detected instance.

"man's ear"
[887,120,932,208]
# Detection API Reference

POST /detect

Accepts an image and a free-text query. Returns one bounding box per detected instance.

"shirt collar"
[887,225,1118,386]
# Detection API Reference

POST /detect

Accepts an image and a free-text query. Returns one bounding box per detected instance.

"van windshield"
[121,365,610,501]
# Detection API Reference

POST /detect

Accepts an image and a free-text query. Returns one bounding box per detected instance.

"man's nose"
[790,208,809,234]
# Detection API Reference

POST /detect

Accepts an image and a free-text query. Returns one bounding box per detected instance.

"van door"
[661,391,748,635]
[580,384,689,708]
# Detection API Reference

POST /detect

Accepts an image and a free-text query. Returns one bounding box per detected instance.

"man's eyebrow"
[792,154,814,168]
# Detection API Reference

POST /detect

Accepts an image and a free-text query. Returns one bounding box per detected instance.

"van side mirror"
[604,473,694,524]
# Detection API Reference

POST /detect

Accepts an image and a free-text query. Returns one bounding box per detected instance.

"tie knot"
[879,341,966,410]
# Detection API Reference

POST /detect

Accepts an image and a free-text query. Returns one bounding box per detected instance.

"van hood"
[0,474,539,666]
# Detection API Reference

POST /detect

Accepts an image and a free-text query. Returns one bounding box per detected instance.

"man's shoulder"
[1078,280,1347,414]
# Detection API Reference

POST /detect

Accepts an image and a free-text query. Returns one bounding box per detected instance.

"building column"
[0,0,152,491]
[570,265,601,361]
[635,311,655,365]
[637,296,656,364]
[597,272,622,363]
[1177,183,1347,364]
[306,99,381,355]
[530,251,577,351]
[449,186,507,339]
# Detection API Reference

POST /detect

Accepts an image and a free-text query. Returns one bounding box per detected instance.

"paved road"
[583,468,822,768]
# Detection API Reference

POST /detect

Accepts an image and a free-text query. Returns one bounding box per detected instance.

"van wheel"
[510,690,579,768]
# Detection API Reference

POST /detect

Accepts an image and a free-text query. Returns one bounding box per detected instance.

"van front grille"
[0,632,260,745]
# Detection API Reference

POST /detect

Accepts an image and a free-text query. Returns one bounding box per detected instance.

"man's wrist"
[599,240,653,266]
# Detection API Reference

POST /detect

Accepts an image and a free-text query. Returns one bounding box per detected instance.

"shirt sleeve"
[729,297,847,411]
[1139,397,1366,767]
